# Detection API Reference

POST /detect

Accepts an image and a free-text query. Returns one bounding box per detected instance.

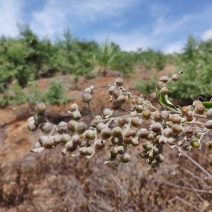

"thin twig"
[168,195,200,211]
[154,179,212,194]
[178,147,212,179]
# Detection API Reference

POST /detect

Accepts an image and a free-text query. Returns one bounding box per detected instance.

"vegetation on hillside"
[0,24,211,107]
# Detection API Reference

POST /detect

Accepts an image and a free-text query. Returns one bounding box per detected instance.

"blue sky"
[0,0,212,53]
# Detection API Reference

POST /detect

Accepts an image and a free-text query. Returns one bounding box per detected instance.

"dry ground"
[0,65,212,211]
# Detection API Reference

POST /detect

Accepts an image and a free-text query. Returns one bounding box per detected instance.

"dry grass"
[0,140,212,211]
[0,66,212,211]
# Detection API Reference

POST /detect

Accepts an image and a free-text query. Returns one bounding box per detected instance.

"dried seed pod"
[205,120,212,129]
[28,116,35,122]
[39,135,48,146]
[160,87,169,95]
[185,111,194,122]
[108,85,116,95]
[82,92,92,103]
[135,105,143,113]
[121,153,131,163]
[161,110,170,120]
[159,76,169,83]
[40,122,53,133]
[147,131,154,141]
[136,97,144,105]
[143,141,153,151]
[67,120,77,132]
[117,95,127,104]
[112,126,123,137]
[131,117,142,128]
[96,122,106,133]
[181,106,191,115]
[85,130,95,140]
[167,137,176,146]
[184,127,193,137]
[151,161,159,169]
[149,92,157,101]
[28,120,38,131]
[140,150,149,158]
[108,152,117,161]
[66,140,77,152]
[53,134,62,145]
[137,128,148,138]
[152,111,162,122]
[70,103,78,112]
[111,136,122,145]
[34,113,45,124]
[84,147,95,156]
[131,138,140,146]
[157,81,165,90]
[61,134,72,143]
[170,115,181,124]
[163,127,173,137]
[195,104,205,115]
[206,141,212,150]
[43,136,54,149]
[57,121,68,133]
[84,86,94,94]
[151,122,162,133]
[172,124,183,134]
[142,109,151,120]
[95,139,106,150]
[76,122,87,134]
[172,74,179,81]
[71,110,82,121]
[206,108,212,119]
[117,117,128,127]
[115,78,124,87]
[101,128,112,139]
[123,136,132,144]
[103,108,113,118]
[155,154,165,163]
[112,89,121,99]
[72,134,81,145]
[191,140,200,148]
[114,146,124,154]
[153,144,162,155]
[35,102,46,114]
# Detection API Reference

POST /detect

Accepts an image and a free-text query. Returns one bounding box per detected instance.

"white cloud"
[30,0,140,38]
[164,41,184,54]
[149,3,169,18]
[93,30,160,52]
[201,28,212,41]
[0,0,25,36]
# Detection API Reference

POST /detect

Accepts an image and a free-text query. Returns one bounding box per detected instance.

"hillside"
[0,65,212,211]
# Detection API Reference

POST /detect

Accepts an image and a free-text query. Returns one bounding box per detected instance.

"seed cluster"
[28,75,212,171]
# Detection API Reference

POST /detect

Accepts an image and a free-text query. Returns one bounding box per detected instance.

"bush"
[45,80,70,105]
[169,36,212,102]
[135,76,157,94]
[28,73,212,174]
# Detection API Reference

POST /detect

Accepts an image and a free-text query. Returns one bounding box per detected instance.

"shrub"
[135,76,157,94]
[28,73,212,173]
[169,36,212,101]
[45,80,70,105]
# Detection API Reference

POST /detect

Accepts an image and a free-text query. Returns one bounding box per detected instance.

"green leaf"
[159,94,178,111]
[202,101,212,109]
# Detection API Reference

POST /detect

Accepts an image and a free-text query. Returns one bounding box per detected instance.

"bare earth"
[0,65,212,211]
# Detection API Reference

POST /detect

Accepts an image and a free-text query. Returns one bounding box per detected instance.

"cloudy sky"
[0,0,212,53]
